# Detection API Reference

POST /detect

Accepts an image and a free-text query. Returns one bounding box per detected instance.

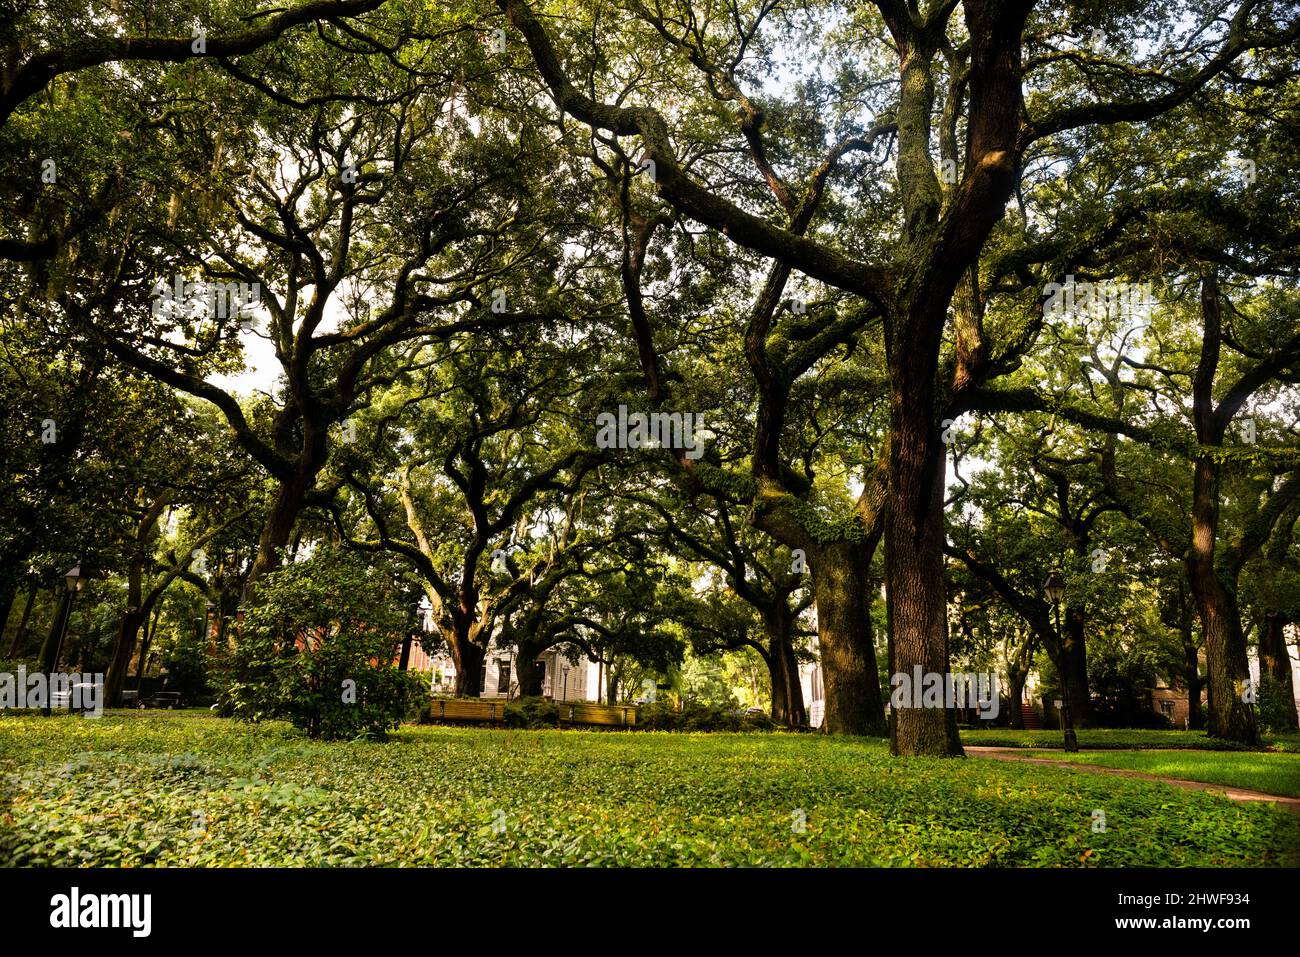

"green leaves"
[4,712,1298,867]
[215,549,424,740]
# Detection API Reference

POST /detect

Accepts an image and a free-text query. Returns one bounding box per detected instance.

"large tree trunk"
[1181,627,1204,730]
[886,382,961,755]
[1006,665,1027,730]
[134,607,159,690]
[4,581,38,657]
[0,579,16,647]
[812,540,886,736]
[37,589,72,674]
[514,642,546,697]
[246,428,328,587]
[1259,612,1298,731]
[450,627,486,697]
[1187,454,1257,744]
[248,478,310,584]
[105,607,147,707]
[36,588,73,714]
[104,557,148,706]
[762,602,806,727]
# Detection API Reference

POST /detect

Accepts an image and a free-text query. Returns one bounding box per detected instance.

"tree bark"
[1007,671,1025,729]
[761,602,806,727]
[105,605,148,706]
[514,642,546,697]
[0,580,16,649]
[812,540,887,736]
[1180,618,1204,730]
[1186,452,1257,743]
[886,391,961,754]
[4,582,38,658]
[450,628,486,697]
[134,609,157,689]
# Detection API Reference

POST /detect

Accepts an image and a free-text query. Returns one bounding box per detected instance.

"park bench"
[431,698,507,722]
[427,697,637,726]
[559,702,637,727]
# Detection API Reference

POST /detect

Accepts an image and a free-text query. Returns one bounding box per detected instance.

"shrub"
[1258,674,1299,733]
[215,551,423,740]
[505,696,561,728]
[636,701,682,731]
[637,701,776,732]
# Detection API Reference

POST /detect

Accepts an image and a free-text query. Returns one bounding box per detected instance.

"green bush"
[505,696,561,728]
[215,551,423,740]
[1258,674,1299,733]
[636,701,682,730]
[636,701,776,732]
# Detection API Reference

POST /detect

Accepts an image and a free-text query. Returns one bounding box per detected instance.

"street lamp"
[54,565,84,669]
[1043,571,1078,752]
[38,565,84,715]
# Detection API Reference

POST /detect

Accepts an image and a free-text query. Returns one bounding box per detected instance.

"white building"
[413,640,600,703]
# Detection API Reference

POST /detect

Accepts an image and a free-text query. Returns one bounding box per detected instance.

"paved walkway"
[964,747,1300,814]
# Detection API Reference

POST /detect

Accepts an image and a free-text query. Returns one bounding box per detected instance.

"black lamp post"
[1044,570,1078,752]
[38,565,84,715]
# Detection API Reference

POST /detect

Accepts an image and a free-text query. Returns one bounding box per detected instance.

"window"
[497,659,511,695]
[1159,700,1175,717]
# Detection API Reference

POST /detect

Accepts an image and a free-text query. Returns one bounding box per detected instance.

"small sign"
[1053,699,1063,709]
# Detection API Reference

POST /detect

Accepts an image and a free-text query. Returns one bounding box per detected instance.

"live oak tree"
[5,0,1299,747]
[496,0,1300,753]
[631,488,815,726]
[333,330,617,696]
[0,0,394,260]
[946,410,1130,728]
[24,12,584,587]
[101,403,257,706]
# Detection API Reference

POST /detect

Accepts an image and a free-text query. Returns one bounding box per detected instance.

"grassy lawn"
[1011,749,1300,799]
[961,727,1300,752]
[3,713,1298,867]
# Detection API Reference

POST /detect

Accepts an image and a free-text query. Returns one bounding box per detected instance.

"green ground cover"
[960,727,1300,752]
[2,713,1297,867]
[1012,749,1300,799]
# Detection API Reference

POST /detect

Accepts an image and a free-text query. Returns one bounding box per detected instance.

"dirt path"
[964,747,1300,814]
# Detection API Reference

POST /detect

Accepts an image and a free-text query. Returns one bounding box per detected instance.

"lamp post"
[1043,571,1078,752]
[38,565,84,715]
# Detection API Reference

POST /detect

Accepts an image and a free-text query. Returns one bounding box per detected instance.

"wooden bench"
[431,698,507,722]
[559,702,637,727]
[427,698,636,727]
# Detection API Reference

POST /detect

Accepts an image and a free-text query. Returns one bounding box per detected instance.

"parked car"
[140,692,183,710]
[50,682,100,714]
